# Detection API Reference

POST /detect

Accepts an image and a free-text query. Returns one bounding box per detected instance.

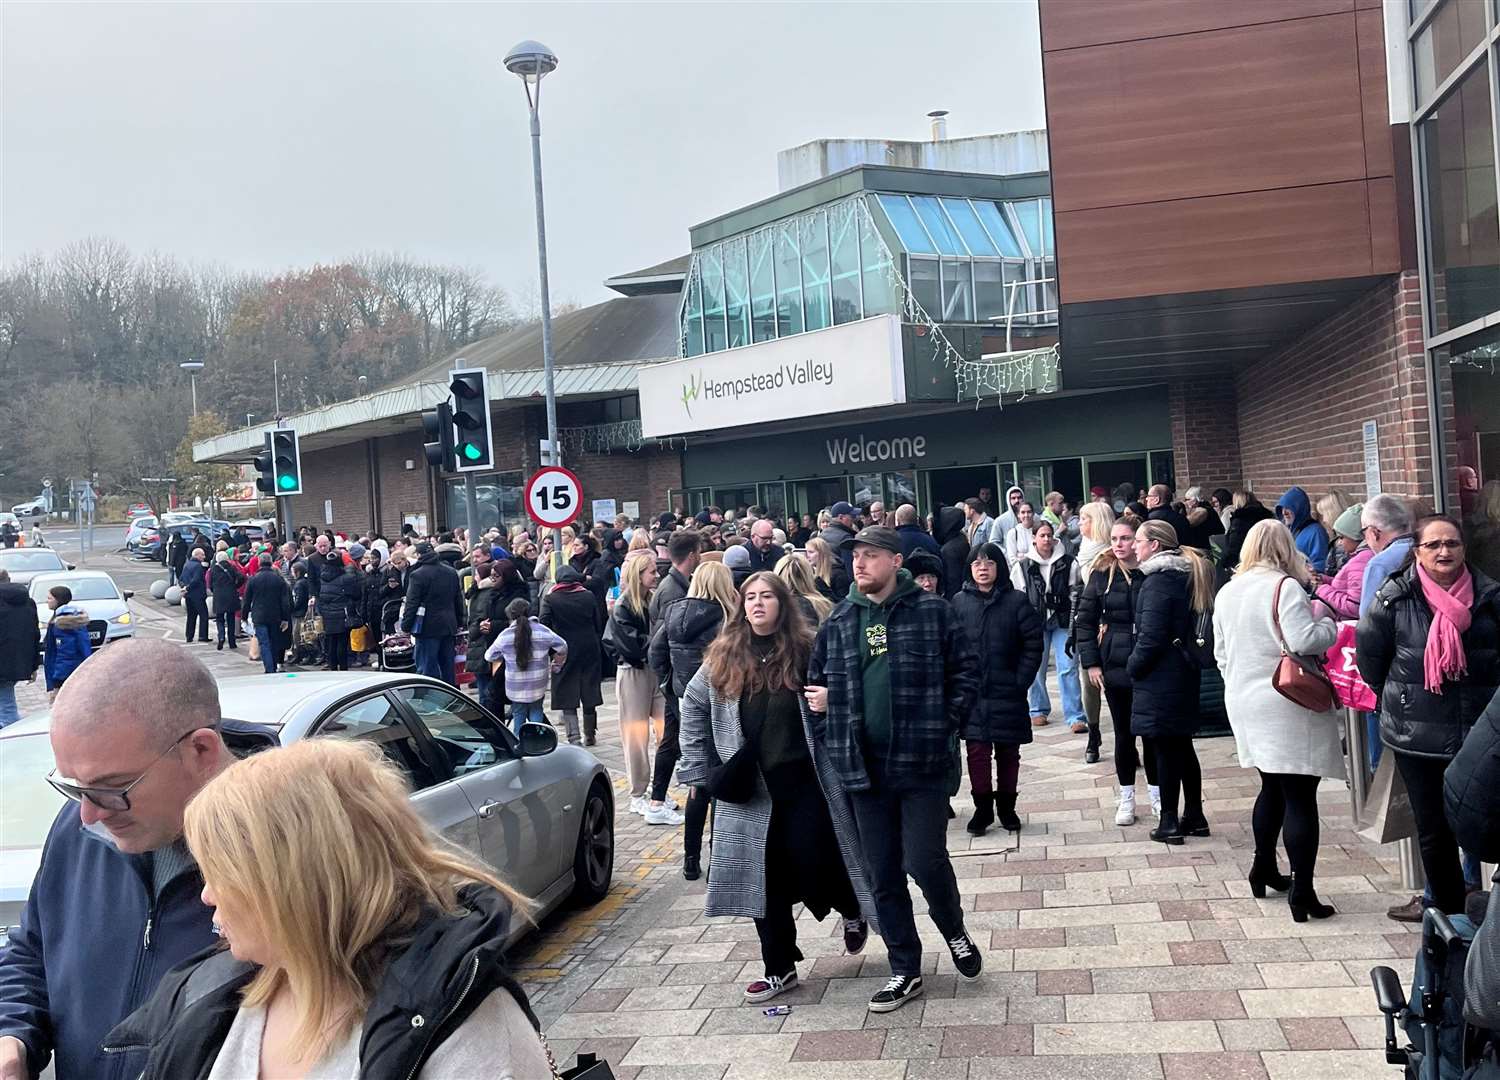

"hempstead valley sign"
[638,314,905,437]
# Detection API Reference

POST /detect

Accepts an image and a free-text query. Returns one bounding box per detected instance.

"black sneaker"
[868,974,923,1013]
[946,932,983,981]
[842,917,868,956]
[682,855,701,881]
[744,970,797,1004]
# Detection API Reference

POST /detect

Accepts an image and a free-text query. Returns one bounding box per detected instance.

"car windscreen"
[0,552,63,572]
[0,733,66,851]
[34,579,118,602]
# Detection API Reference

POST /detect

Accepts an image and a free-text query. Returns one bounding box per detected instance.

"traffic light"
[254,433,276,495]
[269,429,302,495]
[448,368,493,471]
[423,401,455,470]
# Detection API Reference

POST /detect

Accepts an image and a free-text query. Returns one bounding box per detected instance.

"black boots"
[683,854,701,881]
[1178,808,1211,837]
[1248,858,1293,898]
[966,795,994,836]
[995,791,1022,832]
[1288,876,1336,923]
[1150,811,1186,845]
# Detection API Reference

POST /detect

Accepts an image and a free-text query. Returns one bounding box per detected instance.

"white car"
[29,571,135,650]
[11,501,44,518]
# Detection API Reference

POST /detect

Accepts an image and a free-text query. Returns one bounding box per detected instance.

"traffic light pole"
[463,472,480,539]
[278,494,293,538]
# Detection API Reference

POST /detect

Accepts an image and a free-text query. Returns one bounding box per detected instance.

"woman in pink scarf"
[1357,514,1500,917]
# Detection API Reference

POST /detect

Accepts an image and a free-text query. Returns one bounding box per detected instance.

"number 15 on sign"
[525,466,583,529]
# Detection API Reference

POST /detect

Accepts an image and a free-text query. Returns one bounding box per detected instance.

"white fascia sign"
[638,314,906,438]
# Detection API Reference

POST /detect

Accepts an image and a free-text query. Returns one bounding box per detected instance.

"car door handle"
[477,800,501,819]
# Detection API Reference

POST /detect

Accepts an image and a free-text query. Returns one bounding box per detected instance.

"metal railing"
[984,276,1059,357]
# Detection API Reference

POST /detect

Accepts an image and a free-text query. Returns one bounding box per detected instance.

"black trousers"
[214,610,240,646]
[1252,771,1322,879]
[1153,735,1202,819]
[184,597,210,642]
[1395,751,1467,915]
[325,631,350,671]
[652,690,684,801]
[682,786,709,860]
[1103,684,1156,787]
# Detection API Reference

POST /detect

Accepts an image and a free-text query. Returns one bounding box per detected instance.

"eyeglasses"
[46,729,198,811]
[1417,539,1464,552]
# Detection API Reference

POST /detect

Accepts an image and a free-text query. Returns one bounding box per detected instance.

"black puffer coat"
[1125,554,1202,737]
[932,505,970,601]
[1074,560,1143,690]
[1356,564,1500,760]
[315,563,364,635]
[1222,503,1275,571]
[1444,688,1500,863]
[207,561,243,615]
[951,580,1044,744]
[465,578,530,674]
[648,597,724,698]
[0,581,40,683]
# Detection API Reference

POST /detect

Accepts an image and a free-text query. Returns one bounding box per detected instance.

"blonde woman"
[776,553,834,625]
[607,554,671,821]
[1214,519,1341,920]
[1073,501,1116,761]
[804,536,838,602]
[627,529,651,556]
[105,739,549,1078]
[1315,488,1356,574]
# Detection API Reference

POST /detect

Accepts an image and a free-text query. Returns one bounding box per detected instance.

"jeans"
[1396,751,1468,915]
[413,635,457,686]
[1027,625,1084,724]
[0,682,19,729]
[510,698,545,735]
[253,625,278,674]
[850,782,967,976]
[1366,711,1383,771]
[473,670,492,708]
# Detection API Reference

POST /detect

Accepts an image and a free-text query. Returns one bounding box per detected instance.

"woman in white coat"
[1212,519,1341,923]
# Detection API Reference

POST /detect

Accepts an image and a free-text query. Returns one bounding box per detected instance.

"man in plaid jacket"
[806,525,980,1014]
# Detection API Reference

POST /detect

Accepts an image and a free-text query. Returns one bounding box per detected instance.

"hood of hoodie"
[933,505,967,544]
[1024,544,1066,570]
[847,567,921,608]
[413,548,441,569]
[1140,551,1193,576]
[51,604,91,630]
[1275,487,1313,531]
[1003,485,1024,511]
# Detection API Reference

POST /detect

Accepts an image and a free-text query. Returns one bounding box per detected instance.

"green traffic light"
[278,474,297,490]
[462,443,482,461]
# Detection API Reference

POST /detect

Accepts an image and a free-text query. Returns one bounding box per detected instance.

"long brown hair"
[701,571,811,698]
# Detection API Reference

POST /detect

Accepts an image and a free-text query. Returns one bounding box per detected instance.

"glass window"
[941,198,998,256]
[713,486,757,515]
[774,222,804,337]
[974,201,1024,258]
[1010,200,1044,258]
[317,695,440,790]
[681,261,704,357]
[394,685,513,777]
[850,473,882,509]
[1421,67,1500,335]
[723,236,750,350]
[876,195,938,254]
[858,204,897,316]
[1412,0,1489,105]
[701,244,727,353]
[445,472,523,534]
[800,210,832,332]
[974,260,1008,322]
[941,258,973,321]
[908,256,941,319]
[911,196,966,255]
[1434,326,1500,560]
[1040,198,1055,257]
[749,229,776,343]
[32,578,118,602]
[829,201,863,325]
[756,482,787,521]
[884,470,918,510]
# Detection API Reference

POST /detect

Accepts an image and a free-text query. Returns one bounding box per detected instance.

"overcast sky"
[3,1,1044,307]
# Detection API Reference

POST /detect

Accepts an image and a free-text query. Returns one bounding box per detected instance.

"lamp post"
[180,359,204,416]
[504,38,563,563]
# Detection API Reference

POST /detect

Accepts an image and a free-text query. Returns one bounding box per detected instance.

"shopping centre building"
[195,0,1498,537]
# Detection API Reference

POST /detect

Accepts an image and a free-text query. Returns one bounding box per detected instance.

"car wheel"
[571,780,613,905]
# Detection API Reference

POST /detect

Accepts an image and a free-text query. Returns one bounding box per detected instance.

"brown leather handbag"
[1271,576,1337,713]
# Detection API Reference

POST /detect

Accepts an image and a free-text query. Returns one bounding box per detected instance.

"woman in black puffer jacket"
[316,557,363,671]
[1127,519,1216,845]
[951,542,1043,836]
[1075,519,1154,826]
[1357,514,1500,916]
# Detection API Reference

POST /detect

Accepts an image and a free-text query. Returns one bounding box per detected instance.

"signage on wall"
[1363,420,1381,498]
[525,465,582,529]
[638,314,906,438]
[591,498,617,524]
[622,500,640,522]
[826,432,928,466]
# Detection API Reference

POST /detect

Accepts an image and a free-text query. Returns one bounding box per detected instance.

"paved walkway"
[515,682,1414,1080]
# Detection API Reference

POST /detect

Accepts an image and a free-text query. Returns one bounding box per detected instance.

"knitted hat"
[723,544,751,569]
[1333,504,1365,541]
[348,542,366,559]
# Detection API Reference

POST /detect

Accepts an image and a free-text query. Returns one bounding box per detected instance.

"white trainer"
[644,804,684,826]
[1148,785,1162,817]
[1115,788,1136,826]
[629,795,649,815]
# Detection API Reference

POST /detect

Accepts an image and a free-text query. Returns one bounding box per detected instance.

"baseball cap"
[838,525,902,554]
[831,501,857,518]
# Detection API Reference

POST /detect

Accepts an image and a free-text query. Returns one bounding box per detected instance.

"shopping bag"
[1358,751,1417,844]
[349,626,369,652]
[1325,621,1377,711]
[247,633,260,662]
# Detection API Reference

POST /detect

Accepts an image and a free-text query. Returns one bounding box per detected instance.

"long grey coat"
[679,665,879,928]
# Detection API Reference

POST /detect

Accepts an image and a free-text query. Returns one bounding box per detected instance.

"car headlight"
[112,613,131,625]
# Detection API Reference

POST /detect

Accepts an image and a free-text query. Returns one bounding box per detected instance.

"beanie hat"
[723,544,751,569]
[1333,504,1365,542]
[694,510,713,526]
[348,542,366,559]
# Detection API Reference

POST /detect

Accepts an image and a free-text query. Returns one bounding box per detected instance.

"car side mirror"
[518,722,557,757]
[66,563,76,571]
[123,590,134,600]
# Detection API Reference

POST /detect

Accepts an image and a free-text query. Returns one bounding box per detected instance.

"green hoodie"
[847,568,922,757]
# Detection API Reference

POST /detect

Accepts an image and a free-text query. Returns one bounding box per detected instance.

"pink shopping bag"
[1325,620,1377,711]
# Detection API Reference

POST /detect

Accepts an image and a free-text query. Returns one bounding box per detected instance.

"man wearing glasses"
[0,639,271,1080]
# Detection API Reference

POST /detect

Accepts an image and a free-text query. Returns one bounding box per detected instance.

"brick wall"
[1170,375,1243,493]
[569,447,683,524]
[373,432,432,535]
[285,440,370,535]
[1235,271,1434,504]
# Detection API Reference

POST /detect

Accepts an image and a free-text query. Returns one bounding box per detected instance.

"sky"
[2,1,1044,308]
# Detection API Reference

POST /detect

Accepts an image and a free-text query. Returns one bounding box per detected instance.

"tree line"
[0,238,521,504]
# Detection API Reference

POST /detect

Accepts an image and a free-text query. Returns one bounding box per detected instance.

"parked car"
[29,570,134,651]
[0,672,614,944]
[123,516,158,553]
[127,504,152,518]
[0,548,72,587]
[11,500,45,518]
[137,520,218,561]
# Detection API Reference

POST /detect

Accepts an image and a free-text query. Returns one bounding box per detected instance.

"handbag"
[1324,620,1377,711]
[349,625,369,652]
[542,1033,616,1078]
[1270,577,1337,713]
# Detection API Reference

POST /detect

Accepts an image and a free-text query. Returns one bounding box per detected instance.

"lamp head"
[504,40,558,84]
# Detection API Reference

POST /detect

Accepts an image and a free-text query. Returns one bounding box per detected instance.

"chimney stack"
[928,109,949,141]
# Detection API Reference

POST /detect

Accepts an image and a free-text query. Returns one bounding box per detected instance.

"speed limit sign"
[524,465,582,528]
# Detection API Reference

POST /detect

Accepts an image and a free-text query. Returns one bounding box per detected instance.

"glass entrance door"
[790,477,849,518]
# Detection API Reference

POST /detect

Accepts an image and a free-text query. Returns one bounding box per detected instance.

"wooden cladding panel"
[1045,15,1368,212]
[1039,0,1353,52]
[1054,180,1379,303]
[1356,6,1394,179]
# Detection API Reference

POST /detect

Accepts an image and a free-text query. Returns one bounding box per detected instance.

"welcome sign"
[638,315,906,438]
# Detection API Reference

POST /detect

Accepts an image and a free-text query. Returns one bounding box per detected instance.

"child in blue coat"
[43,585,92,693]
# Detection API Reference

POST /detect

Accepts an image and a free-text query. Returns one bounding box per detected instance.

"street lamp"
[180,359,204,416]
[504,38,562,560]
[246,413,256,428]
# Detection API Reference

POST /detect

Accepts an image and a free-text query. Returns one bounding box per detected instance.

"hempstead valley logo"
[680,371,701,417]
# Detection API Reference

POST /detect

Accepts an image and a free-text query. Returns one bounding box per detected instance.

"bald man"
[0,640,276,1080]
[744,517,784,574]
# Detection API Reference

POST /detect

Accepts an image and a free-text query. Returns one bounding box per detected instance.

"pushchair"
[1371,907,1497,1079]
[378,600,414,672]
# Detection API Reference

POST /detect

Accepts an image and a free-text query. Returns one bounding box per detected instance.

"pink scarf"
[1417,563,1472,694]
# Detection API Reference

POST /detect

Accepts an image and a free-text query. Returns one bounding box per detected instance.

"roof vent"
[928,110,949,141]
